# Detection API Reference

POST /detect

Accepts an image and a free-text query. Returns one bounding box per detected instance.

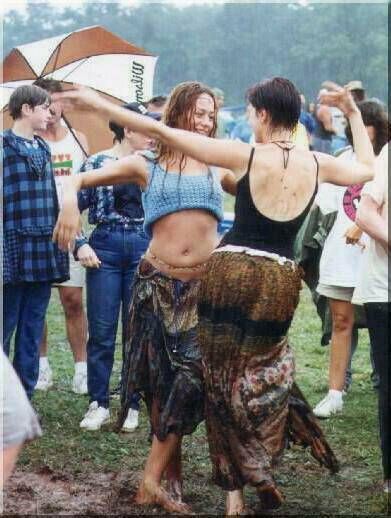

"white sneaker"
[72,366,88,395]
[121,409,139,432]
[313,391,343,418]
[35,364,53,390]
[80,401,110,430]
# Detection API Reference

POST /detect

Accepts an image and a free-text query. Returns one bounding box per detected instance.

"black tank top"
[222,146,319,259]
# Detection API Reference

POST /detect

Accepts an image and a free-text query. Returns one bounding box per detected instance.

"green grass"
[7,287,390,516]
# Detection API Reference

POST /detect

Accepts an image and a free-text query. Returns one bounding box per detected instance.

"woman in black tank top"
[54,79,374,515]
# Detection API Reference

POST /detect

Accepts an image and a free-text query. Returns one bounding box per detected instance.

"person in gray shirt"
[1,349,42,488]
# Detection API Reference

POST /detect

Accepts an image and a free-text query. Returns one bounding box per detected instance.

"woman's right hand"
[53,177,81,251]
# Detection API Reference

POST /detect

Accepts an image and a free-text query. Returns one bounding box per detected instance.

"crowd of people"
[2,74,389,514]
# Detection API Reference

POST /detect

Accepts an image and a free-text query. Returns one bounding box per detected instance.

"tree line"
[3,2,388,106]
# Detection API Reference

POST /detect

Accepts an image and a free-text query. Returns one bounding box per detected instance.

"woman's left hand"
[344,224,365,248]
[319,82,358,117]
[53,203,81,252]
[53,177,82,252]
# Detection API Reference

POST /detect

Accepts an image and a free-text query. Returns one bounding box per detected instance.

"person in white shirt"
[355,144,389,493]
[35,78,95,394]
[313,101,389,418]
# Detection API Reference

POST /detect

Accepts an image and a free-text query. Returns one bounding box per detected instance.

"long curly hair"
[155,81,218,172]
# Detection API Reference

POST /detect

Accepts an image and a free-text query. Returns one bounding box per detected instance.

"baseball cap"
[109,102,161,140]
[124,102,161,120]
[346,80,364,91]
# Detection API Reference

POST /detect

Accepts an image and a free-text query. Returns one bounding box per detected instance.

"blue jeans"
[3,281,52,399]
[86,223,149,408]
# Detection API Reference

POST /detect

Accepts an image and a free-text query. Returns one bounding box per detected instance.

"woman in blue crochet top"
[54,81,374,515]
[54,81,236,515]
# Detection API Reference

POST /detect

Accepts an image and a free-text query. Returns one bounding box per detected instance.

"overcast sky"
[2,0,387,16]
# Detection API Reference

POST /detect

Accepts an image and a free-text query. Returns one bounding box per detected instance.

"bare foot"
[256,483,283,510]
[135,481,154,505]
[140,477,192,514]
[226,489,249,516]
[166,478,184,502]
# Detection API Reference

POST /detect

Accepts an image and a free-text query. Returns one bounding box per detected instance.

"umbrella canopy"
[1,25,158,155]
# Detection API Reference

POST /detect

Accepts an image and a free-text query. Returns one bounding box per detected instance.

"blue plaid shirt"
[2,130,69,284]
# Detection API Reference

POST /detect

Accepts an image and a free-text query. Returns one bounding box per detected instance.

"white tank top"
[48,129,87,206]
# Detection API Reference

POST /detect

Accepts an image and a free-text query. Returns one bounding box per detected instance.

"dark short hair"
[345,100,390,156]
[146,95,167,108]
[109,102,158,143]
[34,77,63,94]
[8,84,51,120]
[247,77,301,132]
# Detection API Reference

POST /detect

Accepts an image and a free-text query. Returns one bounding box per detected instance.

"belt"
[97,220,144,230]
[213,244,296,267]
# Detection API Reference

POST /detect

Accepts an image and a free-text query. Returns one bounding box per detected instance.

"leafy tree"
[2,2,388,105]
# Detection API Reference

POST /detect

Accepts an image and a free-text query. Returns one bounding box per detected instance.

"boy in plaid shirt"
[3,85,69,399]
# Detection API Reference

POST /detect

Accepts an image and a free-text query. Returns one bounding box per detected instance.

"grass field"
[3,270,390,515]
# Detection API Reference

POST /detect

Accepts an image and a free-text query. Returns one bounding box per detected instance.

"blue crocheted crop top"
[142,152,224,238]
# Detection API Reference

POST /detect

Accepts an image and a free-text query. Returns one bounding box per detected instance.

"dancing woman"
[53,79,374,515]
[53,81,235,514]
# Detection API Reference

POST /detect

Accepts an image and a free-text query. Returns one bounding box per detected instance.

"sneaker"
[383,479,391,493]
[72,370,88,395]
[35,364,53,391]
[313,391,343,418]
[121,408,139,432]
[80,401,110,431]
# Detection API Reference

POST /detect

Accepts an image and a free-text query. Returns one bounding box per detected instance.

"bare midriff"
[145,209,220,281]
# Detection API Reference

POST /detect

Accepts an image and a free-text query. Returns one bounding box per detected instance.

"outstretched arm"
[53,154,148,250]
[55,86,251,175]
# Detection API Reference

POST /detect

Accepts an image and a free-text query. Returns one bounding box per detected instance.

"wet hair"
[345,100,390,156]
[156,81,217,170]
[34,77,63,94]
[146,95,167,108]
[9,84,51,120]
[246,77,301,132]
[148,81,217,201]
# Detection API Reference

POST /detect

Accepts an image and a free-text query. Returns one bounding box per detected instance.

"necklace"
[270,140,296,169]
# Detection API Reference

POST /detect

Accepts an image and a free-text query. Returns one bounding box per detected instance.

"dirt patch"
[2,468,166,515]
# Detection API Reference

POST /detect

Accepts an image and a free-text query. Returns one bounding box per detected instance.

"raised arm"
[316,83,374,186]
[55,86,251,175]
[53,154,148,250]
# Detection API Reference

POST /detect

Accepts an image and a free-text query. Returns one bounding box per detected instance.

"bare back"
[246,144,318,222]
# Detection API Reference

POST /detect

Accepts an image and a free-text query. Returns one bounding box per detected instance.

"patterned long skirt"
[198,251,339,491]
[116,258,204,440]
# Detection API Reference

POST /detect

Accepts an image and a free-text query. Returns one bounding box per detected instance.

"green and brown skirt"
[198,251,338,491]
[116,258,204,440]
